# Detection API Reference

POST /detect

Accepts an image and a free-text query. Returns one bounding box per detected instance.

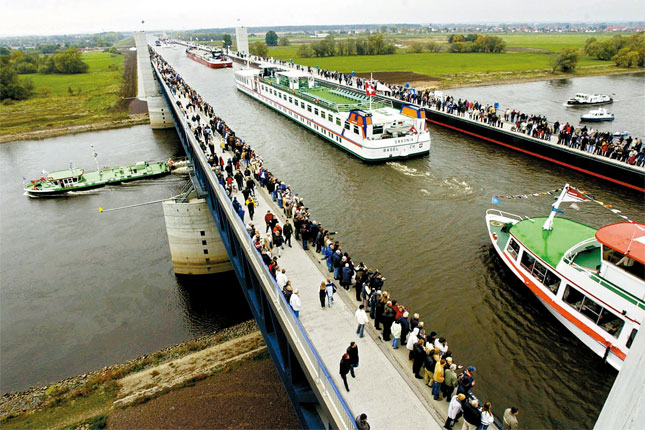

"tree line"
[447,34,506,53]
[584,33,645,67]
[296,34,396,58]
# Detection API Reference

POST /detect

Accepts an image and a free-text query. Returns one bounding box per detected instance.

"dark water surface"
[154,46,644,429]
[0,126,250,393]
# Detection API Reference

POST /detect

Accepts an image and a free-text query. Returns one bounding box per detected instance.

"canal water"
[153,46,644,429]
[447,72,645,138]
[0,126,250,394]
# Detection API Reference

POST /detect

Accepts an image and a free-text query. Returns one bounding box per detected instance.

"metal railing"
[154,62,357,430]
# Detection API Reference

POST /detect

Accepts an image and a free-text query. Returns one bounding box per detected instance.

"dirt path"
[114,332,265,407]
[108,357,300,429]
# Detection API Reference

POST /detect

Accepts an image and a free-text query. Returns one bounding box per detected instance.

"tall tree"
[222,34,232,48]
[265,31,279,46]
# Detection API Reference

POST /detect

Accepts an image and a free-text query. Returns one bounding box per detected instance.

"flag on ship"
[562,187,589,203]
[491,196,502,204]
[551,207,565,214]
[365,82,376,96]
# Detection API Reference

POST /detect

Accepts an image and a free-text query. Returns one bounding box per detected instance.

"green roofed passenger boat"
[25,160,173,196]
[486,184,644,370]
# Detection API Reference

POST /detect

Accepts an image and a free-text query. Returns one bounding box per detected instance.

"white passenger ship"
[234,65,430,161]
[486,185,644,370]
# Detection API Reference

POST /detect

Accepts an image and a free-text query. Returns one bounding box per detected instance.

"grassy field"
[0,51,132,138]
[265,33,631,88]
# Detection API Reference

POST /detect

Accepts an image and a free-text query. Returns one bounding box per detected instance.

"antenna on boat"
[90,145,100,173]
[543,183,569,231]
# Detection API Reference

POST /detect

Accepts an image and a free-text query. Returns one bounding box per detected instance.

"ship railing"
[485,208,525,222]
[563,237,600,266]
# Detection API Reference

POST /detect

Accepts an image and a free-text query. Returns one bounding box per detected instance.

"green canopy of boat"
[510,217,597,268]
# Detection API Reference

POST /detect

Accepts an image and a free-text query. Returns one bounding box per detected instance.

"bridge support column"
[162,198,232,275]
[134,32,174,129]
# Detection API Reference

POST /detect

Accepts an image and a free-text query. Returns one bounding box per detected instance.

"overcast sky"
[2,0,644,37]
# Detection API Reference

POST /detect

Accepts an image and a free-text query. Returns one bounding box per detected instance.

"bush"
[0,66,34,100]
[410,42,424,53]
[297,44,314,58]
[52,48,89,74]
[426,41,441,53]
[249,41,268,57]
[551,48,580,73]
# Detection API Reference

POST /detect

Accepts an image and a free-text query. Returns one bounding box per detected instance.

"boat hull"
[566,100,613,106]
[580,116,615,122]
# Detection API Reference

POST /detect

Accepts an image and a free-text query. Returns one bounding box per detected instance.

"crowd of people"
[153,48,522,430]
[234,49,644,168]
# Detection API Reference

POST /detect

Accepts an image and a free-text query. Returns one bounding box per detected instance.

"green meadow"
[264,32,631,87]
[1,51,130,137]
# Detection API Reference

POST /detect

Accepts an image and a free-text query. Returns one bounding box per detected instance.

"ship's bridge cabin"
[275,70,313,91]
[596,223,645,291]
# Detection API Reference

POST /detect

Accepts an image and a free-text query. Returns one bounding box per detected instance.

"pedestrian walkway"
[166,88,445,430]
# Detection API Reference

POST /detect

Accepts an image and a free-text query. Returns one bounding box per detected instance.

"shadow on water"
[546,78,572,89]
[175,272,252,336]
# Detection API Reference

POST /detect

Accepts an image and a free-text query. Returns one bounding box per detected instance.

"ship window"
[314,108,318,115]
[289,97,292,103]
[373,125,384,134]
[337,118,341,126]
[626,329,638,348]
[506,238,520,260]
[544,270,561,294]
[353,125,359,134]
[563,285,585,312]
[328,113,333,121]
[301,102,305,108]
[597,309,624,337]
[603,247,645,281]
[580,296,602,322]
[307,105,312,112]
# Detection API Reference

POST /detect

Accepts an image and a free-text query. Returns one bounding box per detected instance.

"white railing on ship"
[486,208,525,222]
[153,62,357,430]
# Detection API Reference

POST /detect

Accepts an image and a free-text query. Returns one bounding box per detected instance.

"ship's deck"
[510,217,597,268]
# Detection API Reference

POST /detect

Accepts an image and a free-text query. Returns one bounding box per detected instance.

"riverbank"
[0,114,149,144]
[0,320,297,430]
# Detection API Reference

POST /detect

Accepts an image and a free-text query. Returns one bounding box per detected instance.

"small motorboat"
[613,131,629,137]
[565,93,613,106]
[580,108,614,122]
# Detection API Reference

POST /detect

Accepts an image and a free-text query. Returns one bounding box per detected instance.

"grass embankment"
[0,50,145,142]
[0,321,262,430]
[267,33,634,88]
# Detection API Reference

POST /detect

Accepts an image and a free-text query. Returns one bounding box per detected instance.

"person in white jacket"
[290,289,302,319]
[355,305,369,338]
[391,319,402,349]
[444,393,466,430]
[276,269,288,289]
[406,327,420,360]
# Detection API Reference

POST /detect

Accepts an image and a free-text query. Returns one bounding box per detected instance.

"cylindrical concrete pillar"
[162,198,232,275]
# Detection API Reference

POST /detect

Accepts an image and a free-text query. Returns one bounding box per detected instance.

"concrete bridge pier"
[134,32,173,129]
[162,196,233,275]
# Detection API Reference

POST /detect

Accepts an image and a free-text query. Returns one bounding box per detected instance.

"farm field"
[263,32,633,88]
[1,51,136,138]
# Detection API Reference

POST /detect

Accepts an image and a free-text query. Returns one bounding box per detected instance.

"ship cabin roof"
[276,70,309,79]
[48,168,84,181]
[596,223,645,265]
[510,216,597,268]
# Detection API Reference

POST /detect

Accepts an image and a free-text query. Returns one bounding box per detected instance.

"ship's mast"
[542,183,569,231]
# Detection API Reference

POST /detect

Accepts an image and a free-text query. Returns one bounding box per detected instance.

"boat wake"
[420,178,474,199]
[386,162,433,178]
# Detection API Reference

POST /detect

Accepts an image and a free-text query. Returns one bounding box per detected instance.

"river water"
[152,46,644,429]
[2,47,642,429]
[0,126,250,394]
